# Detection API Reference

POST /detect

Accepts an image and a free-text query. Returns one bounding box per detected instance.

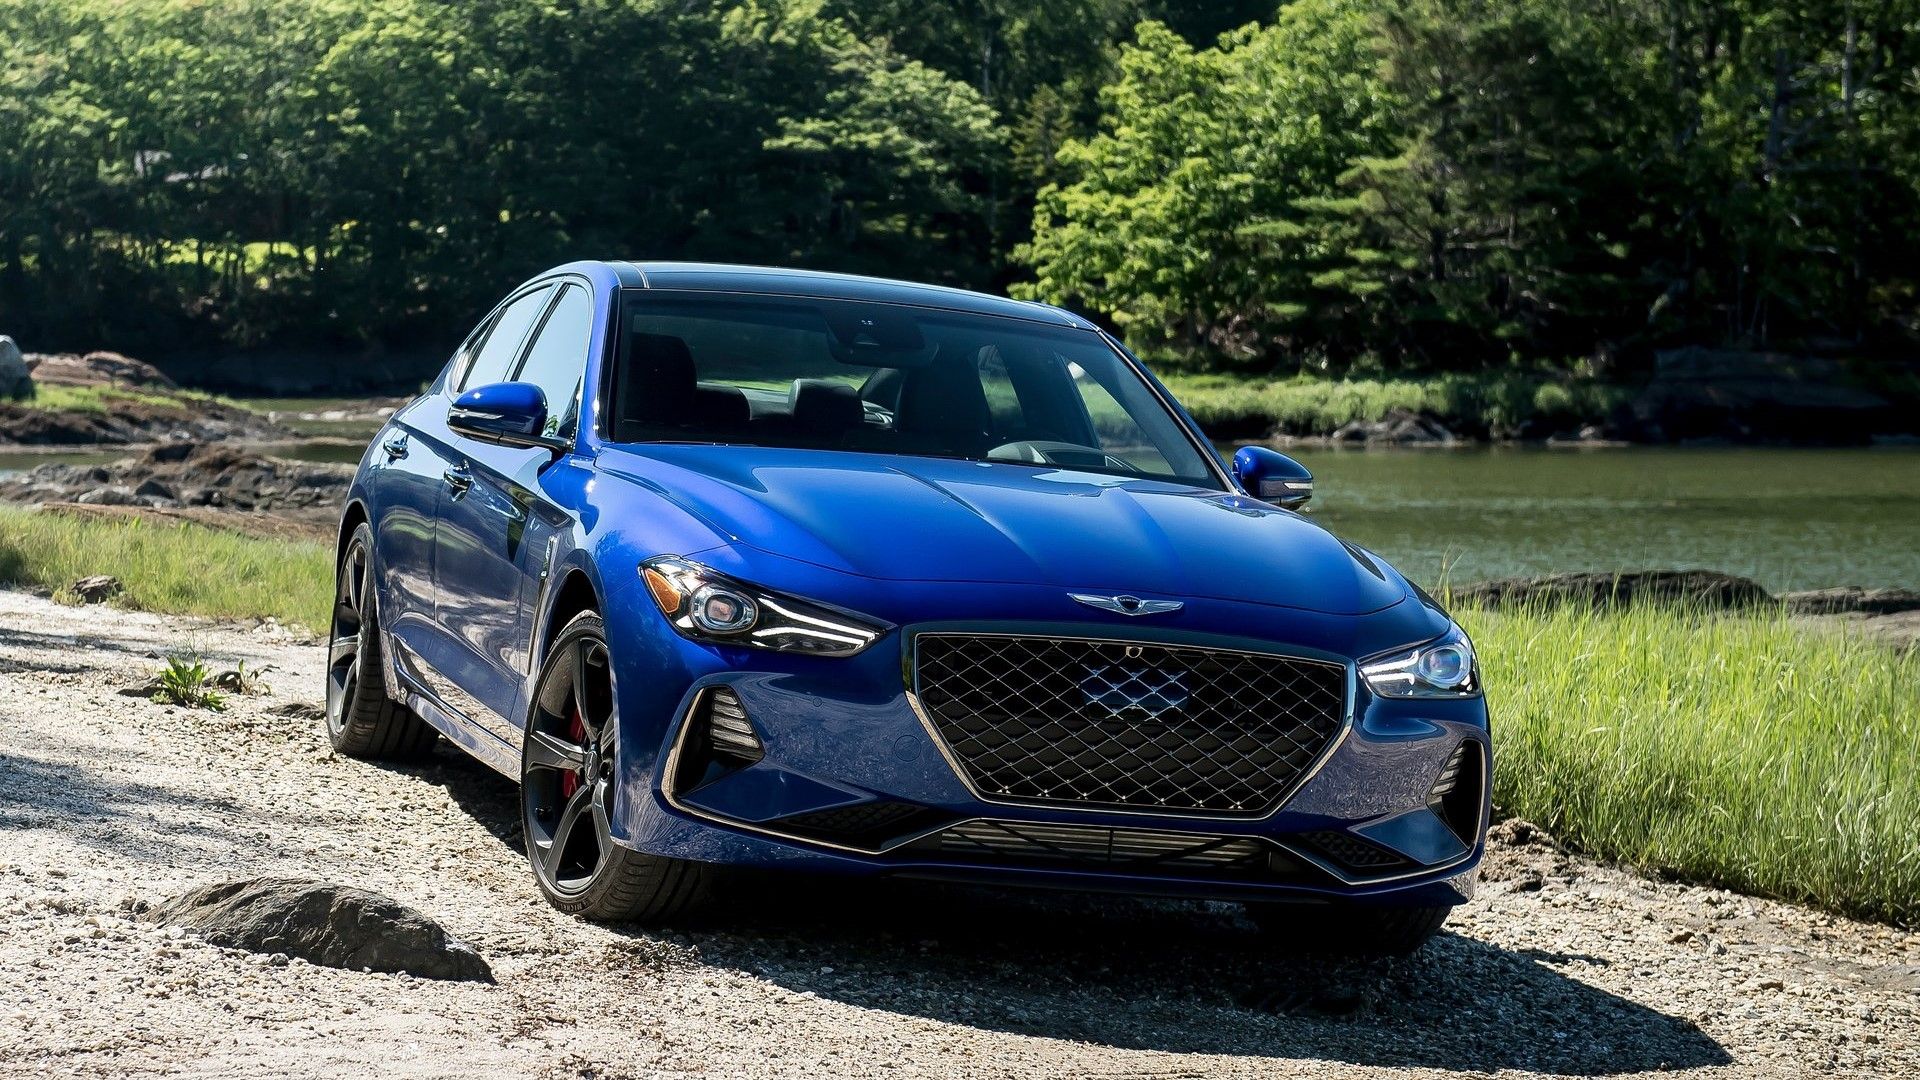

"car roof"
[597,261,1097,331]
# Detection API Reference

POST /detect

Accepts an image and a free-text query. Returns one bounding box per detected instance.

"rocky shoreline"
[0,443,351,513]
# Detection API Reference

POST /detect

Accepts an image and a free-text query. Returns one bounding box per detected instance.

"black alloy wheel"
[325,522,435,759]
[520,611,708,920]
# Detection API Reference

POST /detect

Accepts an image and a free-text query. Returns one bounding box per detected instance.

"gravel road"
[0,588,1914,1079]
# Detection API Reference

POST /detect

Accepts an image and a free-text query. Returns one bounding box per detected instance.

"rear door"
[430,282,591,743]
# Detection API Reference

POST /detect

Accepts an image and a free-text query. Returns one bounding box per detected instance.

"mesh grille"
[769,801,952,849]
[1300,830,1410,871]
[914,634,1347,814]
[906,819,1274,878]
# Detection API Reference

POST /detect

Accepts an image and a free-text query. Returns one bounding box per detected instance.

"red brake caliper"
[559,705,587,800]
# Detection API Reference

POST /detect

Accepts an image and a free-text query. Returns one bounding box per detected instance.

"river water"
[4,434,1914,593]
[1261,444,1920,593]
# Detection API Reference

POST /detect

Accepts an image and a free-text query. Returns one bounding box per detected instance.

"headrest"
[625,333,697,423]
[789,379,864,436]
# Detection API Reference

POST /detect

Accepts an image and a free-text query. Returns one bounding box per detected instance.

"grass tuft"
[1460,599,1920,926]
[151,655,229,711]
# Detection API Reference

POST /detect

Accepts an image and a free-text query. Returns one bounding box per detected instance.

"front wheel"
[1244,902,1450,957]
[520,611,709,922]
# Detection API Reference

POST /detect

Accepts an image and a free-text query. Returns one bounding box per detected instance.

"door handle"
[381,434,409,461]
[443,464,473,495]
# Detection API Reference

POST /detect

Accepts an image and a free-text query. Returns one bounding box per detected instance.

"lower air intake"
[1298,830,1412,874]
[902,819,1293,880]
[767,801,953,850]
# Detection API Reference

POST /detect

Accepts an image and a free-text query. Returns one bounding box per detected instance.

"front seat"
[894,345,993,455]
[616,333,748,439]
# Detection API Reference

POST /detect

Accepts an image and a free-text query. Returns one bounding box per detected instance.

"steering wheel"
[986,440,1132,471]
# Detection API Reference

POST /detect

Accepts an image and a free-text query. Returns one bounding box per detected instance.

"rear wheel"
[521,611,708,921]
[325,523,436,759]
[1244,902,1450,957]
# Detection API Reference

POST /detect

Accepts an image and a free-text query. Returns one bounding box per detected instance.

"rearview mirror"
[1232,446,1313,511]
[448,381,563,450]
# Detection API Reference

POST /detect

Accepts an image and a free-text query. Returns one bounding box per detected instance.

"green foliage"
[1015,2,1400,357]
[4,0,1918,377]
[1160,371,1632,439]
[0,0,1021,350]
[1022,0,1920,373]
[152,655,228,712]
[1464,600,1920,926]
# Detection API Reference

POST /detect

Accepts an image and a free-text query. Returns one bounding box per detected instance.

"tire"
[1244,902,1451,957]
[521,611,709,922]
[325,522,437,759]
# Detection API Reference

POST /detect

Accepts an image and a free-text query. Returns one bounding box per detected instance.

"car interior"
[607,302,1208,483]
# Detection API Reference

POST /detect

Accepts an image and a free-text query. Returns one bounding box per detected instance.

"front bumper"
[610,615,1492,909]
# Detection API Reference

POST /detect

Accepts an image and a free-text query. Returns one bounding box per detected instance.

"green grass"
[0,507,332,630]
[15,383,242,414]
[1460,599,1920,926]
[1157,371,1634,440]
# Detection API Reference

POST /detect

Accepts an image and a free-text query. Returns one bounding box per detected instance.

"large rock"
[0,335,29,400]
[1778,586,1920,616]
[1627,349,1901,443]
[23,349,177,389]
[145,878,492,982]
[1330,407,1459,446]
[1450,570,1774,610]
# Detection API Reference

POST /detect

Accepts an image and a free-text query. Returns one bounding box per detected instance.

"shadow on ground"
[415,748,1730,1075]
[0,749,338,865]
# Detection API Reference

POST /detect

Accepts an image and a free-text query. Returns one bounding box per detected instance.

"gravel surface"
[0,589,1915,1078]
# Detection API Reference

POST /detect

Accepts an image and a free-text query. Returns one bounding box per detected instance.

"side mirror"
[448,381,563,450]
[1232,446,1313,511]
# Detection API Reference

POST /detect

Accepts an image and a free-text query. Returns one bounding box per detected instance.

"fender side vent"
[673,687,763,794]
[1428,740,1485,845]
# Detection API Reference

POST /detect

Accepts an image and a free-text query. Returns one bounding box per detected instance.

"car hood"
[599,444,1410,616]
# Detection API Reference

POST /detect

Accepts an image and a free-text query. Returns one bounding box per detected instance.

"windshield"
[608,291,1220,487]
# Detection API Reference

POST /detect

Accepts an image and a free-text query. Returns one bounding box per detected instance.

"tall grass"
[1158,372,1632,439]
[0,507,332,630]
[1462,600,1920,925]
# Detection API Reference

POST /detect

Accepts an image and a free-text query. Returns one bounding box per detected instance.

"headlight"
[641,557,887,657]
[1360,626,1480,699]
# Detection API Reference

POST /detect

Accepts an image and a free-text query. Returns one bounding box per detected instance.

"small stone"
[1669,929,1695,944]
[70,575,123,603]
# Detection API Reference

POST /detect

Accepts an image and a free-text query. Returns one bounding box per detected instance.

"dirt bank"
[0,591,1914,1078]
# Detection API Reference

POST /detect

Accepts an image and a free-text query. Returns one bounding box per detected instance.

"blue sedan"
[327,261,1490,954]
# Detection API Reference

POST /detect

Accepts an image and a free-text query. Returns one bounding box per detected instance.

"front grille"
[913,634,1347,814]
[903,819,1282,879]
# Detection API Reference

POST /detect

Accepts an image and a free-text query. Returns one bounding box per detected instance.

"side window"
[458,285,554,391]
[512,284,593,437]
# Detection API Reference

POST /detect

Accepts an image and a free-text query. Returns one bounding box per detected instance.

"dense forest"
[2,0,1916,376]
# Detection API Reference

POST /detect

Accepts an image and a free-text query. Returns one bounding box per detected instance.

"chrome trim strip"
[905,630,1356,823]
